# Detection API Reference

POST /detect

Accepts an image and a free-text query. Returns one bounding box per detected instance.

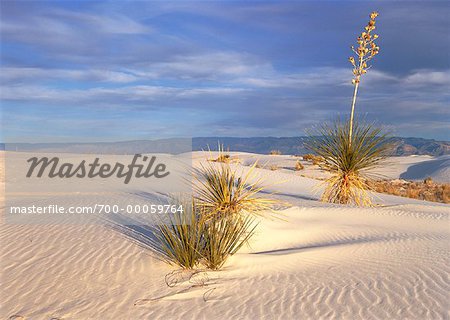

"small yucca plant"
[193,161,276,220]
[308,11,389,206]
[202,214,257,270]
[156,199,205,269]
[194,160,276,269]
[157,160,276,270]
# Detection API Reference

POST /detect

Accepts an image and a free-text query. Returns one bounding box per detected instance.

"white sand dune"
[1,152,449,319]
[398,155,450,183]
[202,152,449,183]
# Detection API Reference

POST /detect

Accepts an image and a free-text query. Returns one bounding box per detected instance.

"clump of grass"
[269,164,278,171]
[294,160,304,171]
[269,150,282,155]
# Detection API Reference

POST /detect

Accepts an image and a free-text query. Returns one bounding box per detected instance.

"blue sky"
[1,1,449,142]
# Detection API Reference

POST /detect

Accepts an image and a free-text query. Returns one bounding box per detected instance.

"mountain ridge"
[1,137,449,156]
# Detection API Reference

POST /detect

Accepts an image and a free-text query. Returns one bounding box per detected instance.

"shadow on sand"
[106,213,166,260]
[252,233,405,255]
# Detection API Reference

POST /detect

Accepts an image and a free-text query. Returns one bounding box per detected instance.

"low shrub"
[302,154,315,161]
[294,161,304,171]
[269,150,282,155]
[302,153,323,165]
[213,153,230,163]
[367,179,450,204]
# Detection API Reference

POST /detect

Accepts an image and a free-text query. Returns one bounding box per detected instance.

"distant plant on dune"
[269,164,279,171]
[302,154,323,165]
[295,160,304,171]
[308,11,390,206]
[208,144,231,163]
[214,153,231,163]
[269,150,282,155]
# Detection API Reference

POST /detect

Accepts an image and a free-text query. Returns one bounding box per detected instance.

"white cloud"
[1,67,138,83]
[132,52,272,80]
[403,70,450,87]
[0,84,249,103]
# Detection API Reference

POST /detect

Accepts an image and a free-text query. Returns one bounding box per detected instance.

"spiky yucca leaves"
[202,214,257,270]
[308,119,390,206]
[193,161,276,220]
[157,198,258,270]
[157,161,276,270]
[156,199,205,269]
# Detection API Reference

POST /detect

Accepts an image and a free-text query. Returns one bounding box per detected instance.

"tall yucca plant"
[308,119,390,206]
[308,11,389,206]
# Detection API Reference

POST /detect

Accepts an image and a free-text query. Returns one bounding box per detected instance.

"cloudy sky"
[1,1,449,142]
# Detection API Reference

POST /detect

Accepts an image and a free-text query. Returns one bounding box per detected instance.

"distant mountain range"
[193,137,450,156]
[1,137,449,156]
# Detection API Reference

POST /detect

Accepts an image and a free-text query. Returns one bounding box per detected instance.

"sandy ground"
[1,152,449,319]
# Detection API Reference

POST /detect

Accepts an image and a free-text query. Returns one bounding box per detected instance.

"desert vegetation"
[308,12,389,206]
[302,154,323,165]
[367,178,450,204]
[212,153,231,163]
[294,160,304,171]
[269,150,282,155]
[157,159,276,270]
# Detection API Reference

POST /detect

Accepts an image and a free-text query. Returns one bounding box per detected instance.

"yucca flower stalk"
[348,11,380,145]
